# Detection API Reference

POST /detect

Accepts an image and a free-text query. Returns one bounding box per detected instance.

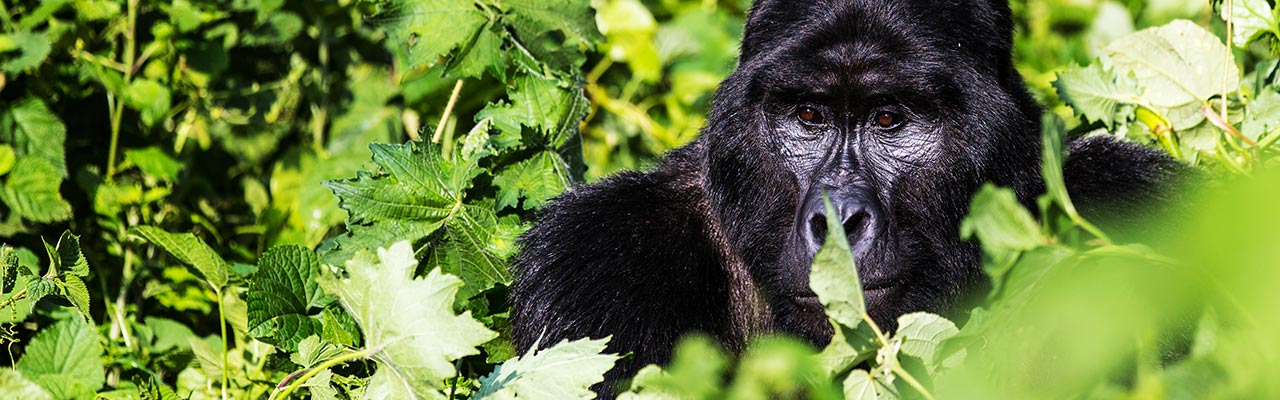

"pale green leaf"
[1054,62,1141,129]
[317,241,496,399]
[247,245,330,351]
[0,32,52,74]
[15,318,105,398]
[1244,89,1280,141]
[476,337,619,400]
[842,370,877,400]
[1220,0,1278,48]
[1104,20,1239,108]
[0,144,15,175]
[124,79,172,126]
[809,195,865,329]
[131,226,231,288]
[291,336,346,369]
[0,97,65,174]
[0,369,53,400]
[124,147,184,182]
[895,312,962,373]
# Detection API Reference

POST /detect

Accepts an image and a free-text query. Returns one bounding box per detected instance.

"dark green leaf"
[247,245,329,351]
[131,226,231,288]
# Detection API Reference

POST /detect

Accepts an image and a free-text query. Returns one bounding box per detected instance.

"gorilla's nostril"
[809,214,828,244]
[843,212,870,240]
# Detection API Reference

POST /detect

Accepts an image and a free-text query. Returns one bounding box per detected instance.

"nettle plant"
[3,0,1280,399]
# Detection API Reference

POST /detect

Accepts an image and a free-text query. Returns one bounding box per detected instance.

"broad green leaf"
[493,151,572,210]
[1053,62,1140,129]
[1220,0,1278,48]
[123,147,184,182]
[51,230,89,278]
[895,312,962,373]
[124,79,172,126]
[0,158,72,223]
[424,205,517,301]
[622,336,727,399]
[842,370,877,400]
[504,0,603,48]
[143,317,197,353]
[131,226,231,288]
[477,75,590,148]
[809,195,865,329]
[816,323,879,377]
[380,0,489,69]
[247,245,330,351]
[291,336,346,369]
[1244,89,1280,141]
[318,241,496,399]
[15,318,104,399]
[476,337,619,400]
[0,369,53,400]
[24,277,57,313]
[959,185,1045,254]
[1104,20,1239,108]
[62,275,91,321]
[0,32,52,74]
[325,142,479,226]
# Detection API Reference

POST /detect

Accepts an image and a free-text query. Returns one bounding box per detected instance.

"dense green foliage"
[1,0,1278,399]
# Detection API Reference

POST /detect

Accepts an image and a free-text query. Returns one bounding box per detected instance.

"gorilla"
[511,0,1181,390]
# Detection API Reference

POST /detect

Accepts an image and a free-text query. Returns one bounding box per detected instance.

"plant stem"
[432,80,465,144]
[216,288,229,400]
[891,363,937,400]
[270,348,374,400]
[0,288,27,311]
[106,0,140,182]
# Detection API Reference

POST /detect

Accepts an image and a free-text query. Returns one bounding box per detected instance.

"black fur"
[510,0,1182,393]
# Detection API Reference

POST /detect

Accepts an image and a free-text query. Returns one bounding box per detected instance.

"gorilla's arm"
[509,151,748,387]
[1063,135,1187,232]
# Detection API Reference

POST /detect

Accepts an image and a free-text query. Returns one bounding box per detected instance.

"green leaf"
[131,226,231,288]
[424,205,517,301]
[0,369,53,400]
[123,147,184,182]
[290,336,345,369]
[493,151,572,210]
[317,241,496,398]
[138,377,181,400]
[817,323,879,377]
[842,370,877,400]
[24,277,57,313]
[0,97,65,175]
[476,337,619,400]
[959,185,1046,255]
[1244,89,1280,141]
[503,0,603,48]
[1053,62,1141,129]
[0,158,72,223]
[380,0,489,69]
[0,32,52,74]
[15,318,104,399]
[619,336,728,399]
[1104,20,1239,108]
[1220,0,1278,48]
[0,144,16,175]
[325,142,478,227]
[247,245,330,351]
[51,230,89,278]
[477,75,590,148]
[809,194,865,329]
[124,79,172,126]
[62,275,91,321]
[895,312,962,373]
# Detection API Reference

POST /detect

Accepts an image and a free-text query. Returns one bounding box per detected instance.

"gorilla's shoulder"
[1064,135,1188,232]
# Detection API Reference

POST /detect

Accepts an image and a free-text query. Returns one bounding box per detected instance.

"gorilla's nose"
[799,186,879,257]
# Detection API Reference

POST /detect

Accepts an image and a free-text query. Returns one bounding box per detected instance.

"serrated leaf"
[493,151,572,210]
[1220,0,1278,48]
[291,336,346,369]
[15,318,104,398]
[25,277,57,312]
[424,205,516,300]
[320,306,361,347]
[1104,20,1239,108]
[53,231,88,277]
[0,369,54,400]
[324,141,478,227]
[1054,62,1141,129]
[0,97,65,175]
[477,75,590,148]
[959,184,1045,254]
[476,337,619,400]
[381,0,489,69]
[132,226,231,288]
[62,275,91,321]
[809,195,865,329]
[0,158,72,223]
[895,312,962,373]
[247,245,330,351]
[817,323,879,376]
[842,370,877,400]
[318,241,496,399]
[138,377,181,400]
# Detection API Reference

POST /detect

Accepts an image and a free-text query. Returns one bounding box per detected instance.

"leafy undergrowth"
[2,0,1280,399]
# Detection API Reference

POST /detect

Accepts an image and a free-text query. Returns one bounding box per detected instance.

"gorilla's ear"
[739,0,803,64]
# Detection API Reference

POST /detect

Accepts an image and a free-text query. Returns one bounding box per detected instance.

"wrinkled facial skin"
[704,0,1041,344]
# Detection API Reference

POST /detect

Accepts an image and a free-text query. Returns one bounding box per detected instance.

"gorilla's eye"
[797,106,824,125]
[873,111,904,129]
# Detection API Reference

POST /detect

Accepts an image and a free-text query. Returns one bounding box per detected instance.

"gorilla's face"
[704,0,1040,344]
